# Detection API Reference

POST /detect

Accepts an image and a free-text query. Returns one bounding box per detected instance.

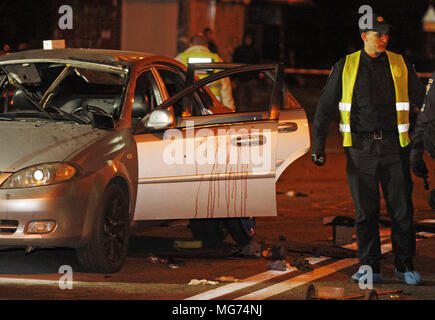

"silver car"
[0,49,310,272]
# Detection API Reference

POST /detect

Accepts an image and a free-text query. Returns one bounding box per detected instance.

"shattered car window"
[0,63,126,122]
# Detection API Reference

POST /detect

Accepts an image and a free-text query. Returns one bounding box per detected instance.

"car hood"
[0,121,106,172]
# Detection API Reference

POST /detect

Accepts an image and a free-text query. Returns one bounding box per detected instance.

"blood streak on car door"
[133,65,281,221]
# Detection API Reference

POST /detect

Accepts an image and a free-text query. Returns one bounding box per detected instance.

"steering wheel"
[71,105,108,115]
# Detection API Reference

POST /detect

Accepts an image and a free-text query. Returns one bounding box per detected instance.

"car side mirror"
[142,109,174,130]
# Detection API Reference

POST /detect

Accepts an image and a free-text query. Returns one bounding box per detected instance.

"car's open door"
[133,63,300,220]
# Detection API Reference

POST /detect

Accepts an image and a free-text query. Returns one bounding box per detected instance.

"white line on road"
[235,258,359,300]
[0,232,432,299]
[235,232,434,300]
[185,256,329,300]
[0,277,153,294]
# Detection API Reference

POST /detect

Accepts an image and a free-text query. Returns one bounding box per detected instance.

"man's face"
[361,30,389,56]
[205,30,213,41]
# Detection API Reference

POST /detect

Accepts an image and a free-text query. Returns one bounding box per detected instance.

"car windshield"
[0,62,127,124]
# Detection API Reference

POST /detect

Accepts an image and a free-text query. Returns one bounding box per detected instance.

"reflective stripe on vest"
[339,50,410,147]
[178,49,222,99]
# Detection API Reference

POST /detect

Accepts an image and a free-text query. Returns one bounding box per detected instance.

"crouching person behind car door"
[311,14,426,285]
[176,33,235,111]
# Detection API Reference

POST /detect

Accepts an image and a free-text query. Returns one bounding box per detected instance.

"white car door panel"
[133,63,309,220]
[133,120,278,220]
[275,108,311,180]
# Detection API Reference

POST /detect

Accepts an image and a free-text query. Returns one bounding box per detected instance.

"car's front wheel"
[76,182,130,273]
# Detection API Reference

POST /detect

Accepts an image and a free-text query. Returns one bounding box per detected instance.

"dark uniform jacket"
[312,49,425,154]
[411,71,435,159]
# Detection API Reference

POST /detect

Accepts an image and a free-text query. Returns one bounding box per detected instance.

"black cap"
[359,14,391,33]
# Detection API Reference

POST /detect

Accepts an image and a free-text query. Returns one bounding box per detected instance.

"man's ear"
[361,32,367,42]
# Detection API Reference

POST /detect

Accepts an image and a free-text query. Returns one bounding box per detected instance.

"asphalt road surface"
[0,125,434,304]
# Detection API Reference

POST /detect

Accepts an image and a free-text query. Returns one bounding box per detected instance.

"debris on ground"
[286,190,308,198]
[146,254,185,268]
[215,276,240,282]
[261,245,286,260]
[262,248,273,258]
[322,215,355,226]
[285,242,358,259]
[289,256,314,272]
[173,240,203,249]
[188,279,219,286]
[166,258,186,269]
[146,254,168,264]
[236,241,262,257]
[306,284,404,300]
[268,260,287,271]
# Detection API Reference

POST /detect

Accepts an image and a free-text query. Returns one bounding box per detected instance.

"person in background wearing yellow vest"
[176,34,235,111]
[311,14,426,285]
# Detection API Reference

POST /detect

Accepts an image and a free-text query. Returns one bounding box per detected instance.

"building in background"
[121,0,247,59]
[50,0,122,51]
[0,0,433,70]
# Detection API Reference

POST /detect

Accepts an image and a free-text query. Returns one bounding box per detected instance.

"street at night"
[0,0,434,313]
[0,124,434,302]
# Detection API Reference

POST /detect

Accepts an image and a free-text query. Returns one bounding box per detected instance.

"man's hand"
[311,152,326,166]
[410,149,428,178]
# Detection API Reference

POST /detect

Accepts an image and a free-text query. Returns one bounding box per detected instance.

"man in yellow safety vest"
[176,33,235,110]
[311,14,426,285]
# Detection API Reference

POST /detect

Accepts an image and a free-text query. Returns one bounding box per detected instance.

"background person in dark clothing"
[232,34,260,111]
[311,14,426,285]
[232,34,258,64]
[411,72,435,209]
[203,28,219,54]
[411,72,435,171]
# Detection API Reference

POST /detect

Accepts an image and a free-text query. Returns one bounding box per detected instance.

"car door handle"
[278,122,298,133]
[231,135,266,147]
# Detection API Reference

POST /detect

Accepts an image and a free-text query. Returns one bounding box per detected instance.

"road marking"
[235,258,359,300]
[0,277,153,294]
[418,219,435,224]
[186,229,389,300]
[185,256,329,300]
[185,230,434,300]
[235,232,434,300]
[0,231,432,299]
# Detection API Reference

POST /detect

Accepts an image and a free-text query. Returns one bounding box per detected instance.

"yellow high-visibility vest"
[339,50,410,147]
[176,48,222,99]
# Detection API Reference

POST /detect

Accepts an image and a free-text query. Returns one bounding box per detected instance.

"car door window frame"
[136,67,164,107]
[133,63,283,134]
[160,64,283,128]
[154,64,211,116]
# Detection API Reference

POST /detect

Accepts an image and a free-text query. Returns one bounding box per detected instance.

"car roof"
[0,48,179,70]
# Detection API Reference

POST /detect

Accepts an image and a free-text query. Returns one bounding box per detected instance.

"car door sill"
[138,171,275,184]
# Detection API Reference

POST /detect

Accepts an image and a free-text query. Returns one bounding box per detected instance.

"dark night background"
[0,0,433,71]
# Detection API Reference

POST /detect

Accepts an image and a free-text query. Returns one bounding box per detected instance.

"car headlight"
[1,163,78,188]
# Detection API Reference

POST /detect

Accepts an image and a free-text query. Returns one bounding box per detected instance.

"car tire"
[429,189,435,210]
[227,217,256,246]
[189,218,228,248]
[76,182,130,273]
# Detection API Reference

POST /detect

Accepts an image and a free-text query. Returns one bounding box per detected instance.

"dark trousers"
[345,134,416,272]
